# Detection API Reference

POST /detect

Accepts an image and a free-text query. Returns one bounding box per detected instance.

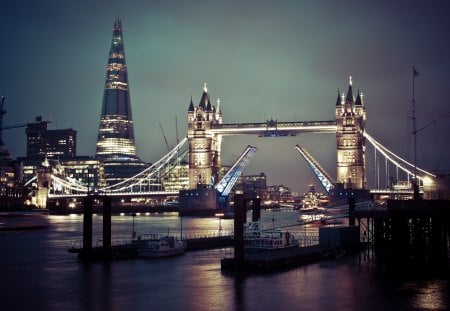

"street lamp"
[215,213,224,236]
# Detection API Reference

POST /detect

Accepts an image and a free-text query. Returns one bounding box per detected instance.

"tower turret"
[187,84,223,189]
[335,77,366,190]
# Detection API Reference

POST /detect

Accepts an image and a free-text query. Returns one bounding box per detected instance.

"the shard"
[96,18,146,186]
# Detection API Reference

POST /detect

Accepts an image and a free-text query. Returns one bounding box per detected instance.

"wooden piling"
[102,196,112,258]
[234,193,246,265]
[82,196,93,254]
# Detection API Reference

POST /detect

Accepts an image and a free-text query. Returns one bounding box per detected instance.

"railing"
[69,230,234,250]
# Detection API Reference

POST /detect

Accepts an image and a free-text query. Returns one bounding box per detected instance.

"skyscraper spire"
[96,18,146,186]
[96,17,136,158]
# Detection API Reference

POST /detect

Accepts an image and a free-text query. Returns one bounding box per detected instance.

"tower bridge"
[42,20,445,212]
[45,77,443,213]
[187,79,366,193]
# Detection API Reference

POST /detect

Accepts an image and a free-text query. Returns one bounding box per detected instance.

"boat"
[244,221,300,252]
[137,236,187,258]
[299,212,327,225]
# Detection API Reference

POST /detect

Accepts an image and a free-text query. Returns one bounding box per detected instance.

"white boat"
[244,221,300,252]
[138,236,187,258]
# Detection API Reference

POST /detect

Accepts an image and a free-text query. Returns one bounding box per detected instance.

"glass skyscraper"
[96,18,147,186]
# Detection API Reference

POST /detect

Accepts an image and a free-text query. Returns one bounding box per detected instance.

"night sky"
[1,0,450,194]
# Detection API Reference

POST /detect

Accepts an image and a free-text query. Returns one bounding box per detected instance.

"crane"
[159,123,171,152]
[0,96,52,155]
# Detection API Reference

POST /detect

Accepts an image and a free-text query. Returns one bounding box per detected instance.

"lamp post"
[215,213,224,236]
[131,213,136,240]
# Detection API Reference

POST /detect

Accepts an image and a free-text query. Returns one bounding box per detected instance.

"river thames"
[1,209,449,310]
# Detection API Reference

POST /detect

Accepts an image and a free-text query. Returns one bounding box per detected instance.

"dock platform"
[69,235,234,261]
[221,245,339,272]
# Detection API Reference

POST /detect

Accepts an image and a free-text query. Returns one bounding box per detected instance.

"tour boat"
[244,221,300,252]
[138,236,187,258]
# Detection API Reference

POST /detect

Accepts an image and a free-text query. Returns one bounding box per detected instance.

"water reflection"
[1,210,448,310]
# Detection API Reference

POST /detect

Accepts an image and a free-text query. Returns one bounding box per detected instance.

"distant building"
[95,18,147,185]
[26,116,76,158]
[265,184,293,203]
[55,157,104,190]
[238,172,267,199]
[17,156,104,207]
[161,161,189,192]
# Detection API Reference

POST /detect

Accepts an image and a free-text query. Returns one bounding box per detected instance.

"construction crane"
[0,97,52,155]
[175,116,179,145]
[159,123,171,152]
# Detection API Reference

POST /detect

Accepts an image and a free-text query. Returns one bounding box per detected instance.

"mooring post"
[251,197,261,222]
[349,197,356,226]
[234,193,246,265]
[82,195,93,255]
[102,196,112,258]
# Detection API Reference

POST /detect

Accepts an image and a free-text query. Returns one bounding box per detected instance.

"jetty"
[220,194,360,273]
[69,234,234,261]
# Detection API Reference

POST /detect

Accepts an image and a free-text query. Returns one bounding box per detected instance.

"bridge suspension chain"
[364,131,435,180]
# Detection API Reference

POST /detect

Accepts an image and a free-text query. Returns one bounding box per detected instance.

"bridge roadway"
[209,120,337,136]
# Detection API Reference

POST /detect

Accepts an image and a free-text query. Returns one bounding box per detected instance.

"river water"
[1,209,449,310]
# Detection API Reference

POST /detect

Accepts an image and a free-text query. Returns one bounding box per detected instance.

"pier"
[356,199,450,273]
[69,234,234,261]
[221,194,360,272]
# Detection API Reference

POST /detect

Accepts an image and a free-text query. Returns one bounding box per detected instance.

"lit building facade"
[26,116,76,158]
[238,172,267,199]
[187,84,223,189]
[161,161,189,192]
[95,18,147,185]
[56,157,104,190]
[335,77,366,189]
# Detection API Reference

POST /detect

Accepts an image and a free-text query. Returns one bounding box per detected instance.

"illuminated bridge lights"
[364,132,436,180]
[209,121,337,135]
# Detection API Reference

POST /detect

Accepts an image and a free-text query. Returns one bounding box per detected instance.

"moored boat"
[244,221,300,252]
[138,236,187,258]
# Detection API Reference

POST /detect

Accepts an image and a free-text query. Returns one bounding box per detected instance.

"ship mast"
[412,66,419,199]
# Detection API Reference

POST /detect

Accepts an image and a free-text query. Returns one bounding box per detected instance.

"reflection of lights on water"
[413,281,447,310]
[145,212,150,216]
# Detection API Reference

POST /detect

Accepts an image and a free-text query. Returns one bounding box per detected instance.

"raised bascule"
[182,78,367,212]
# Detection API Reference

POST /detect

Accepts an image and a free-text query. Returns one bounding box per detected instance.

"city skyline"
[1,1,450,193]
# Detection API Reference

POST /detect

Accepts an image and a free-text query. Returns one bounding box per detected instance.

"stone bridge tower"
[335,77,366,189]
[187,84,222,189]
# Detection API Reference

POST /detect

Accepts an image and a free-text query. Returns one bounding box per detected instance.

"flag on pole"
[413,66,419,76]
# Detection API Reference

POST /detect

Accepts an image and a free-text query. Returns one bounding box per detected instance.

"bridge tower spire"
[187,84,222,189]
[335,77,366,190]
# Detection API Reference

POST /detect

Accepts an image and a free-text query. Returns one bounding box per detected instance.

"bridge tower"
[335,77,366,189]
[187,84,222,189]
